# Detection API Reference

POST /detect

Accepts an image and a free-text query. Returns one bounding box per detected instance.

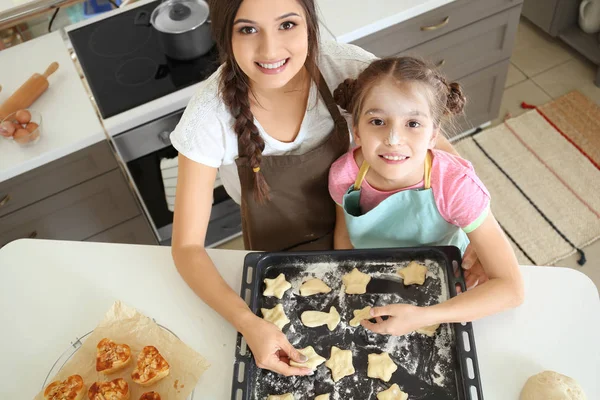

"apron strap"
[353,150,433,190]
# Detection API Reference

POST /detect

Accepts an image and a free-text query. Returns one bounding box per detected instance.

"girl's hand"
[361,304,431,336]
[462,243,489,289]
[239,315,312,376]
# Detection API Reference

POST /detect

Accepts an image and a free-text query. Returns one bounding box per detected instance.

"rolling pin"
[0,62,59,120]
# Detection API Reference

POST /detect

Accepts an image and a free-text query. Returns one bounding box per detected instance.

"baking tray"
[232,246,483,400]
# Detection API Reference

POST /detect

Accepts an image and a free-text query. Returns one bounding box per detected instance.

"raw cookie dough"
[350,306,372,327]
[520,370,586,400]
[267,394,294,400]
[367,352,398,382]
[263,273,292,299]
[315,395,330,400]
[300,278,332,296]
[342,268,371,294]
[289,346,326,370]
[301,306,340,331]
[397,261,428,285]
[261,304,290,331]
[416,324,440,336]
[325,346,355,382]
[377,384,409,400]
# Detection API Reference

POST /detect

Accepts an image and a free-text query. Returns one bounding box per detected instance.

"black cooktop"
[68,0,220,119]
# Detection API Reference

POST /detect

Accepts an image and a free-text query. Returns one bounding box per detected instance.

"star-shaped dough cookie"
[349,306,372,327]
[416,323,440,336]
[342,268,371,294]
[261,304,290,331]
[299,278,332,296]
[301,306,340,331]
[263,273,292,299]
[367,352,398,382]
[290,346,326,370]
[397,261,428,285]
[377,384,408,400]
[267,394,294,400]
[325,346,355,382]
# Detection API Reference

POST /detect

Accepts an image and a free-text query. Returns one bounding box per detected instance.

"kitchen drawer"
[0,141,117,218]
[399,6,521,81]
[450,60,510,137]
[351,0,523,57]
[0,169,140,248]
[86,216,158,245]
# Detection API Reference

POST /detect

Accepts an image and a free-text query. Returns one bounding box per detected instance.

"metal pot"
[150,0,214,61]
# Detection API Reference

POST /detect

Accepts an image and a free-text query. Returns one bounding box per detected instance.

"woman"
[170,0,482,376]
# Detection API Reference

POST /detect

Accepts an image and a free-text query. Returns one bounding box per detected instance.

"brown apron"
[235,69,350,251]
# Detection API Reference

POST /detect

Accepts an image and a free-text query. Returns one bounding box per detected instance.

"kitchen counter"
[0,31,105,182]
[317,0,457,43]
[0,239,598,399]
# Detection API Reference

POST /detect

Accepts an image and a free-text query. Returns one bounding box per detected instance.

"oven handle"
[159,130,171,145]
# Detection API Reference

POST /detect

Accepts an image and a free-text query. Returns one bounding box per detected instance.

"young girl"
[329,57,524,335]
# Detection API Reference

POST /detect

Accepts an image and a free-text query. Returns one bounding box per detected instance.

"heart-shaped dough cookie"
[44,374,85,400]
[88,378,130,400]
[131,346,170,386]
[96,338,132,374]
[139,392,161,400]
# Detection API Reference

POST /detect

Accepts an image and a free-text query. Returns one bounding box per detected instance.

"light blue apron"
[342,151,469,254]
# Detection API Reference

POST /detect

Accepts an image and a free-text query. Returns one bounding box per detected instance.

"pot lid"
[151,0,209,34]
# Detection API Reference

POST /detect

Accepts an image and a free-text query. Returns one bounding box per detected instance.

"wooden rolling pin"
[0,62,59,120]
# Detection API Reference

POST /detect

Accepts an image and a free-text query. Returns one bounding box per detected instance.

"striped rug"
[454,91,600,266]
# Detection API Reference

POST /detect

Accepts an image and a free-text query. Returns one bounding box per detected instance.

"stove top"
[68,0,220,119]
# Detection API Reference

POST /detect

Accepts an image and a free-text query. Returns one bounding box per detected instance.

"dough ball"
[520,370,586,400]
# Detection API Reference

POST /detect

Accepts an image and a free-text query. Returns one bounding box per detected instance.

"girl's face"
[232,0,309,90]
[354,80,439,190]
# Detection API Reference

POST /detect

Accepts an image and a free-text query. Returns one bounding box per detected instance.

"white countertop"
[317,0,456,43]
[0,239,598,399]
[0,31,105,183]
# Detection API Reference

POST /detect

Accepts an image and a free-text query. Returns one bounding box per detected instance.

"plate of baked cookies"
[36,301,210,400]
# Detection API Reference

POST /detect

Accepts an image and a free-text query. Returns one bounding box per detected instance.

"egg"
[13,128,31,144]
[15,109,31,125]
[25,122,39,133]
[0,121,16,137]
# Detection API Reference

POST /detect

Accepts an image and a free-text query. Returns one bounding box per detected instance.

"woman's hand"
[361,304,432,336]
[462,243,489,289]
[239,315,312,376]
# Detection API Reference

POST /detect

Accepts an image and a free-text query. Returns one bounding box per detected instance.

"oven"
[112,109,242,246]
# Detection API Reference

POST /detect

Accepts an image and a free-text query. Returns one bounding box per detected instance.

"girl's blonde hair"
[333,57,466,131]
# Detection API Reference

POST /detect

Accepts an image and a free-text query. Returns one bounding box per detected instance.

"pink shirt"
[329,148,491,232]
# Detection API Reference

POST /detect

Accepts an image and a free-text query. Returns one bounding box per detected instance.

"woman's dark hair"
[209,0,320,203]
[333,57,466,132]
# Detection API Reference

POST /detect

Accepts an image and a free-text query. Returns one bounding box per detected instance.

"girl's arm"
[171,154,310,375]
[363,212,524,335]
[334,204,354,249]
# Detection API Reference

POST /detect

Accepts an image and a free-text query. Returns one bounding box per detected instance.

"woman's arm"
[363,212,524,335]
[334,204,354,249]
[434,134,460,157]
[171,154,310,375]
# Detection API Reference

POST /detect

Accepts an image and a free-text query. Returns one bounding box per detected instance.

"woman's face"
[354,80,439,190]
[231,0,309,90]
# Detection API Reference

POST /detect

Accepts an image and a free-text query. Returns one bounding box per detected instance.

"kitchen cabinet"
[351,0,524,136]
[0,141,157,247]
[522,0,600,86]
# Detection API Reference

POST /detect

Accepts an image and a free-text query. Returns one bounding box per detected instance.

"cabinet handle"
[0,194,10,207]
[421,16,450,31]
[28,231,38,238]
[437,59,446,67]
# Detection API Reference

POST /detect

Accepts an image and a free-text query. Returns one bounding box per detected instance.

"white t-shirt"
[169,40,377,204]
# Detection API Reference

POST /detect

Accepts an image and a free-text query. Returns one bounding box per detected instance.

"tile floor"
[217,18,600,290]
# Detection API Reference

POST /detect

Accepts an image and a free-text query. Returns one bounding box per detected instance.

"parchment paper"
[36,301,210,400]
